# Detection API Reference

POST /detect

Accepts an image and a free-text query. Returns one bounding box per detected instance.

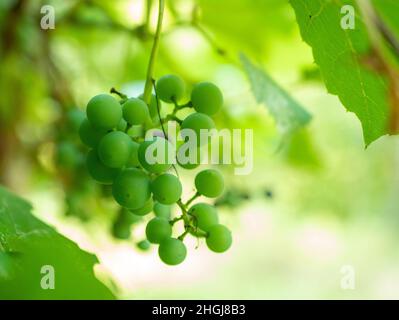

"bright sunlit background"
[1,0,399,299]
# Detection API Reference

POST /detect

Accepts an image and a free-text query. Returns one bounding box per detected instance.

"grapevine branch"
[144,0,153,36]
[143,0,165,105]
[135,0,213,243]
[357,0,399,133]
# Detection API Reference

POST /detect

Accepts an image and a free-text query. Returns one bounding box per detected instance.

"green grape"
[195,169,224,198]
[127,125,144,138]
[138,137,174,174]
[156,74,185,103]
[117,118,127,131]
[66,108,85,133]
[101,184,114,198]
[180,112,215,146]
[151,174,182,205]
[130,198,154,216]
[138,93,158,119]
[56,142,82,169]
[127,140,140,167]
[158,238,187,265]
[177,160,200,170]
[86,149,120,184]
[86,94,122,130]
[112,168,151,210]
[137,240,151,251]
[98,131,133,168]
[146,217,172,244]
[206,224,232,253]
[154,202,171,219]
[119,208,142,224]
[111,219,131,240]
[177,145,202,170]
[122,98,150,125]
[79,118,107,148]
[214,189,243,208]
[188,203,219,232]
[191,82,223,116]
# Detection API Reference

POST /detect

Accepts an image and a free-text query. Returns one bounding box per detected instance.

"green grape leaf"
[0,186,115,299]
[241,54,312,135]
[290,0,399,145]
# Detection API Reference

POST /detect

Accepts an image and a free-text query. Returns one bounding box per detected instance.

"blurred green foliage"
[0,0,398,299]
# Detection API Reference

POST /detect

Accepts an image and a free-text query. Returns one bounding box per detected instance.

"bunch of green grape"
[78,74,232,265]
[53,108,101,221]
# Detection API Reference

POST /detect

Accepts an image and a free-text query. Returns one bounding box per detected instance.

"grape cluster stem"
[143,0,165,106]
[175,197,208,239]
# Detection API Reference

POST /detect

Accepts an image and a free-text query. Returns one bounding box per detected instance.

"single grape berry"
[138,137,174,174]
[177,145,201,170]
[112,168,151,210]
[66,109,85,133]
[151,174,182,205]
[127,125,144,138]
[98,131,133,168]
[130,198,154,216]
[112,219,131,240]
[156,74,185,103]
[138,93,158,119]
[122,98,150,125]
[153,202,171,219]
[188,203,219,232]
[79,118,107,148]
[117,118,127,131]
[137,240,151,251]
[126,140,140,167]
[180,112,215,146]
[86,94,122,130]
[56,142,82,169]
[206,224,232,253]
[191,82,223,116]
[86,149,120,184]
[119,208,142,224]
[146,217,172,244]
[195,169,224,198]
[158,238,187,265]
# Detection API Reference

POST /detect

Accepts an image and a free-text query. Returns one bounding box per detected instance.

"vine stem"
[170,215,183,225]
[178,228,190,241]
[186,191,200,207]
[176,199,188,215]
[110,87,127,99]
[144,0,153,35]
[143,0,165,105]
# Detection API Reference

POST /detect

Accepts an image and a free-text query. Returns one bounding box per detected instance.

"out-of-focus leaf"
[241,54,312,135]
[0,186,115,299]
[281,128,321,169]
[373,0,399,37]
[198,0,295,57]
[290,0,398,145]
